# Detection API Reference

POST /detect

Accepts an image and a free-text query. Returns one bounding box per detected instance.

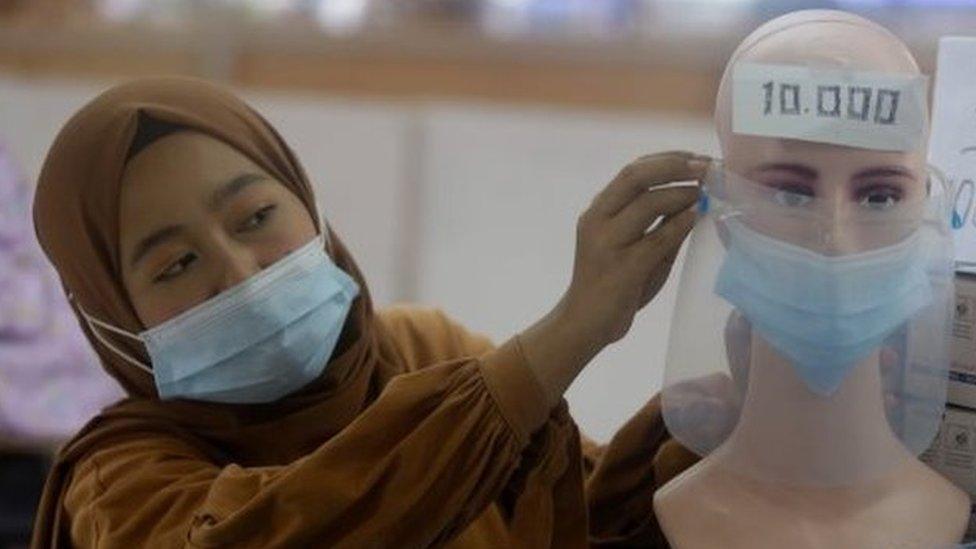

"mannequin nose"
[818,216,860,256]
[812,190,858,255]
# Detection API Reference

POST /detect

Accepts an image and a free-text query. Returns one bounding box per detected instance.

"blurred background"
[0,0,974,546]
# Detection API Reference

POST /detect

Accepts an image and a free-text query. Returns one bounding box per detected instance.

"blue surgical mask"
[714,220,933,396]
[80,235,359,403]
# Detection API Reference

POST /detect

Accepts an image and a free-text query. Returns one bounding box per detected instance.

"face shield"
[663,159,953,483]
[662,60,954,486]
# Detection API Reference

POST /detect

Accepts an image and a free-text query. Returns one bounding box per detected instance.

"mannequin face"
[710,11,929,259]
[724,136,928,255]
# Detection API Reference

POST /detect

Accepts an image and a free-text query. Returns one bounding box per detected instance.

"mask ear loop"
[70,295,154,376]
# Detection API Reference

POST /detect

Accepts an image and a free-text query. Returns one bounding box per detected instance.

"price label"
[733,63,928,151]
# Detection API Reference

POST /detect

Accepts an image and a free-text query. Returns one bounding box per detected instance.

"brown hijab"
[31,77,401,547]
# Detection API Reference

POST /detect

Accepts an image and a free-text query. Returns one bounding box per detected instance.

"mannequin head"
[661,10,954,488]
[714,10,929,255]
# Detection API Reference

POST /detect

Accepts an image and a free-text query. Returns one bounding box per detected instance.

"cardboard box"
[923,405,976,494]
[922,405,976,542]
[950,274,976,410]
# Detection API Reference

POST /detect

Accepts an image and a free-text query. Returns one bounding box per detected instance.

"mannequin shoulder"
[653,459,736,544]
[653,456,973,548]
[902,460,971,538]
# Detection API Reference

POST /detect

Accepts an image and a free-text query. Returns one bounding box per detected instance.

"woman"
[29,77,703,548]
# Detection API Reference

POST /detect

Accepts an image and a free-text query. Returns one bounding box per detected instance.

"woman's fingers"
[639,245,681,308]
[555,152,708,354]
[594,152,707,217]
[604,207,693,314]
[631,207,697,266]
[609,185,699,247]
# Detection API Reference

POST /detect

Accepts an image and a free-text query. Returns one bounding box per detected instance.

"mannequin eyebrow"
[751,163,818,179]
[852,166,914,179]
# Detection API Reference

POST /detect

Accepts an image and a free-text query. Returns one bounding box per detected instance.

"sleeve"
[580,433,606,479]
[584,394,700,548]
[64,312,585,548]
[376,306,496,369]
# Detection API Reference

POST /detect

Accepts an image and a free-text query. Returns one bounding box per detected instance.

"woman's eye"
[239,204,277,232]
[154,253,196,283]
[858,185,903,211]
[772,185,814,208]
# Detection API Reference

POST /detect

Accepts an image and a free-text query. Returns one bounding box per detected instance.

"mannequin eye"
[771,184,814,208]
[154,253,197,283]
[857,185,903,211]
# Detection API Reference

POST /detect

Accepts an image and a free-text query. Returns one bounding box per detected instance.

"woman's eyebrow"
[207,172,270,212]
[130,225,184,268]
[128,174,270,269]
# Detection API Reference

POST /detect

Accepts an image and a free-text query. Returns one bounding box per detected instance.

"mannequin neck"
[716,332,912,485]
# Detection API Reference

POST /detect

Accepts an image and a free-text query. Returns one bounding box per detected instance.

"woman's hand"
[519,151,708,406]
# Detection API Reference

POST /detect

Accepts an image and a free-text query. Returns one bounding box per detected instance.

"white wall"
[0,78,106,183]
[0,75,718,442]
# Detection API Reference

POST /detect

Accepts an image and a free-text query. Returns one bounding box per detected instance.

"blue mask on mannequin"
[715,219,932,396]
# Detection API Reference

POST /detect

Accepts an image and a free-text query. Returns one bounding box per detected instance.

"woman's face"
[724,138,928,255]
[119,132,317,328]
